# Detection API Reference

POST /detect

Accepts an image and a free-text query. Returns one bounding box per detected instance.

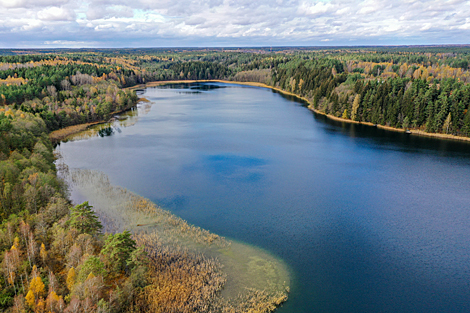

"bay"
[56,82,470,313]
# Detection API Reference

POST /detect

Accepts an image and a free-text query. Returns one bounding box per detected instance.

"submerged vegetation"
[1,45,470,312]
[65,168,290,313]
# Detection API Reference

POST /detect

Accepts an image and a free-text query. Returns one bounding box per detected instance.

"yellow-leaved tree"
[25,290,35,307]
[40,243,47,265]
[29,276,45,299]
[351,94,361,121]
[66,267,76,292]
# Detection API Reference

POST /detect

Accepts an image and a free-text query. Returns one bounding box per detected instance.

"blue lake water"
[56,83,470,313]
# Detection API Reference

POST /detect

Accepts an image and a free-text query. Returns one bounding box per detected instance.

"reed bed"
[59,165,289,312]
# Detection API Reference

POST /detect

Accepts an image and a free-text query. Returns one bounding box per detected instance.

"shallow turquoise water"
[57,83,470,313]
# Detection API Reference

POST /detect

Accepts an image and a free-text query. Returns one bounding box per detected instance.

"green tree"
[69,202,102,235]
[402,116,410,130]
[101,230,136,274]
[78,256,106,282]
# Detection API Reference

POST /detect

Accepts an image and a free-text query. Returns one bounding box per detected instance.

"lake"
[56,82,470,313]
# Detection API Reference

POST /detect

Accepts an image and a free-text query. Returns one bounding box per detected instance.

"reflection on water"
[64,102,153,141]
[56,82,470,313]
[98,126,115,137]
[203,154,267,182]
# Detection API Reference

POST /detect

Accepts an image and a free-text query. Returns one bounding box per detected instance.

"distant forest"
[1,46,470,312]
[2,46,470,137]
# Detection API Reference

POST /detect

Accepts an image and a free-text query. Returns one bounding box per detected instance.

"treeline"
[18,82,137,131]
[0,64,111,104]
[169,61,232,80]
[312,77,470,135]
[264,57,470,137]
[271,59,346,98]
[2,48,470,137]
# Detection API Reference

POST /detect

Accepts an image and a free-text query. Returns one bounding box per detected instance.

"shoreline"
[53,78,470,146]
[49,98,149,143]
[129,79,470,143]
[61,168,291,312]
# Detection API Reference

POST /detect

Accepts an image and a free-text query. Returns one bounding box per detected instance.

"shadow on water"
[312,112,470,158]
[270,88,310,107]
[190,84,227,91]
[156,82,227,91]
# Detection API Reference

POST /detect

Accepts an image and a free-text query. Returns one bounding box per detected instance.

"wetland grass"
[61,167,290,312]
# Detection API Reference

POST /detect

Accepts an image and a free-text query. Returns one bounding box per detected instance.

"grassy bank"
[57,159,290,312]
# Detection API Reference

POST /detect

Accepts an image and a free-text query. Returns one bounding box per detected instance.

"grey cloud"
[0,0,469,47]
[0,0,70,8]
[86,5,134,20]
[185,17,206,26]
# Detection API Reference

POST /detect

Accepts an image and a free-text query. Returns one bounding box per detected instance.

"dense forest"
[1,46,470,312]
[3,47,469,138]
[0,108,149,312]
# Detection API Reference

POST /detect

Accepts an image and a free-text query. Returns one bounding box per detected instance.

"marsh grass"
[58,158,289,312]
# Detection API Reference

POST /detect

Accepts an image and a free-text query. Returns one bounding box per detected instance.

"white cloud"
[0,0,468,47]
[37,7,75,21]
[21,19,44,31]
[420,23,432,31]
[43,40,93,46]
[300,1,334,17]
[357,6,376,14]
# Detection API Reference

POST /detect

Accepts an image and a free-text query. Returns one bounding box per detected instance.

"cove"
[56,82,470,313]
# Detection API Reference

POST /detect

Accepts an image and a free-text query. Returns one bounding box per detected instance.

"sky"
[0,0,469,48]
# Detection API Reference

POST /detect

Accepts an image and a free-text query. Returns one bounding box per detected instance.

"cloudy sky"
[0,0,469,48]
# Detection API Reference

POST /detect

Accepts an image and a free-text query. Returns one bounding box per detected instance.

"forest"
[3,47,470,138]
[1,46,470,312]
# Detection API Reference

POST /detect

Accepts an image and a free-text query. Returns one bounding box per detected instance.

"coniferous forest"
[1,46,470,312]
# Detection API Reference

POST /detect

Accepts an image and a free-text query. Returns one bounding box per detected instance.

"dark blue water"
[57,83,470,313]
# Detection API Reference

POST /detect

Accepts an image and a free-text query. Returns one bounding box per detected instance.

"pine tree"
[403,116,410,130]
[101,230,136,274]
[69,202,102,235]
[78,256,106,282]
[462,108,470,136]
